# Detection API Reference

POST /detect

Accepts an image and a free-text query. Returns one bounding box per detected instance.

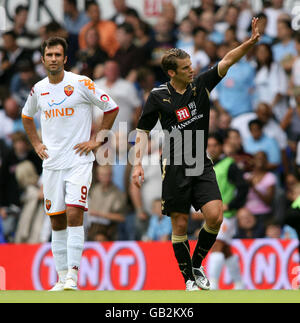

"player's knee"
[171,213,189,235]
[206,209,223,230]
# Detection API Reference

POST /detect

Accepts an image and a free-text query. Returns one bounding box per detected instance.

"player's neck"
[170,78,189,94]
[48,70,65,84]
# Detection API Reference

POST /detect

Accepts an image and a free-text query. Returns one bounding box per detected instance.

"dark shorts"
[161,163,222,216]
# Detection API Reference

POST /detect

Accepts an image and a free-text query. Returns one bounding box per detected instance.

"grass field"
[0,290,299,303]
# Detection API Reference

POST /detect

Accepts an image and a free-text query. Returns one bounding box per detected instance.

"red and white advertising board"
[0,239,299,290]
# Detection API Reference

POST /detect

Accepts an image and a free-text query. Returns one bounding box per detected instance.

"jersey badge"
[175,107,191,122]
[45,199,52,211]
[64,85,74,97]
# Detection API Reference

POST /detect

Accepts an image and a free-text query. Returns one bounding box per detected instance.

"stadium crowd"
[0,0,300,244]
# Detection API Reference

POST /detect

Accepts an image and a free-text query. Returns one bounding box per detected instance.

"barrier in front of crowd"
[0,239,299,290]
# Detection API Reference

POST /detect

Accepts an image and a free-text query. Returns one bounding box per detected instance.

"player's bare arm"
[131,129,149,189]
[218,17,260,77]
[74,108,119,156]
[22,116,49,160]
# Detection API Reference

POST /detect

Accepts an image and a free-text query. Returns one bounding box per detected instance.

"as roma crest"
[64,85,74,97]
[45,199,52,211]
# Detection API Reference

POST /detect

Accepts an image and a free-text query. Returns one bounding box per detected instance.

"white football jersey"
[22,71,118,170]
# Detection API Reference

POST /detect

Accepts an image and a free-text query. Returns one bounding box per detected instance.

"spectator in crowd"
[74,27,108,79]
[199,10,223,45]
[176,17,194,50]
[213,43,255,117]
[285,173,299,207]
[0,132,42,241]
[0,97,25,146]
[79,1,119,58]
[264,0,286,39]
[264,219,298,239]
[113,22,147,82]
[217,111,232,139]
[63,0,90,36]
[0,31,33,95]
[136,67,158,106]
[87,165,126,242]
[145,199,172,242]
[130,136,162,240]
[244,151,277,228]
[284,182,300,239]
[290,33,300,91]
[184,27,210,76]
[111,0,139,26]
[272,19,297,72]
[95,60,142,132]
[134,20,155,63]
[203,40,219,70]
[223,128,253,172]
[244,119,281,170]
[161,1,178,38]
[254,44,288,121]
[149,15,177,83]
[235,207,265,239]
[281,87,300,154]
[10,60,41,107]
[14,161,44,243]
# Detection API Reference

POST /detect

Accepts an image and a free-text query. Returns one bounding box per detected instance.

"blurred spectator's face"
[161,3,176,23]
[87,4,100,22]
[85,28,99,48]
[286,174,298,191]
[104,61,120,81]
[155,16,171,35]
[226,130,241,151]
[205,41,217,60]
[179,19,193,36]
[13,139,29,156]
[224,29,236,44]
[3,34,17,51]
[113,0,126,12]
[20,69,35,83]
[200,11,215,32]
[249,124,263,140]
[194,30,206,49]
[217,44,229,60]
[237,209,256,230]
[15,9,28,27]
[272,0,283,8]
[97,166,112,186]
[226,7,239,26]
[207,138,222,161]
[116,28,133,47]
[277,21,292,40]
[42,45,67,75]
[256,103,272,123]
[253,151,267,170]
[218,112,231,130]
[188,9,199,28]
[202,0,214,9]
[4,98,20,119]
[256,45,271,64]
[265,225,281,238]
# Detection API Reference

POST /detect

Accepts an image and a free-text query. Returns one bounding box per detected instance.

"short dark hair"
[161,48,190,75]
[3,30,17,39]
[15,5,29,15]
[118,22,135,35]
[208,132,224,145]
[192,26,207,36]
[41,37,68,57]
[248,118,264,130]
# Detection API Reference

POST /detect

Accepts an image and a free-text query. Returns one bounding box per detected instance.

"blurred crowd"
[1,0,300,244]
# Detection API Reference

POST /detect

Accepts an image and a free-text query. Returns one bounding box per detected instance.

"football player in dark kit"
[132,18,260,291]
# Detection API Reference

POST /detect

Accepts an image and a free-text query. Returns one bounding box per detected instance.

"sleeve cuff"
[104,106,119,114]
[22,114,34,120]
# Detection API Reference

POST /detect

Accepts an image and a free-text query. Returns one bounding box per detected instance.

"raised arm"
[218,17,260,77]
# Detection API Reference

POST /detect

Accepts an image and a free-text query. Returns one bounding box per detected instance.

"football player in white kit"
[22,37,119,291]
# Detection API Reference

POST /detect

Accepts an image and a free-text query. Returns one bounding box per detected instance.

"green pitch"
[0,290,299,303]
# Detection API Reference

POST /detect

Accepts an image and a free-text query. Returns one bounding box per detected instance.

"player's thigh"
[43,168,66,216]
[161,164,192,216]
[65,162,93,212]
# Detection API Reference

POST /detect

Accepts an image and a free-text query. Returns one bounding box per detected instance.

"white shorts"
[43,162,93,216]
[216,216,237,244]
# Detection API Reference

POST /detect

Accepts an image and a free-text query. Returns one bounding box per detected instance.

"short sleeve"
[136,92,159,132]
[22,87,38,119]
[78,77,119,114]
[195,64,224,92]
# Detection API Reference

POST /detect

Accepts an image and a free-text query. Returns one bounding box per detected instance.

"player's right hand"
[132,165,144,189]
[34,142,49,160]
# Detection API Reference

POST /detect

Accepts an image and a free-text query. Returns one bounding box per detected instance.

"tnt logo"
[175,107,191,122]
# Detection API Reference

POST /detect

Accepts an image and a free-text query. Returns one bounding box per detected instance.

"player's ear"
[64,56,68,65]
[41,55,45,64]
[168,69,176,78]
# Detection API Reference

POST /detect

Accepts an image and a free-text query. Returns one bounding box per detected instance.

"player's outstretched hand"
[250,17,260,44]
[34,142,49,160]
[74,139,101,156]
[132,165,144,189]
